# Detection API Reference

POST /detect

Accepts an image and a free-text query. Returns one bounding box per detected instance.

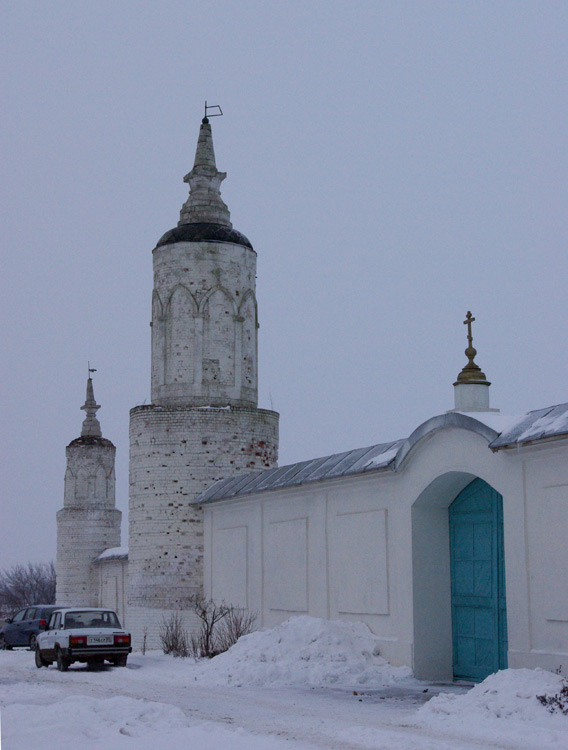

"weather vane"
[203,101,223,123]
[88,361,97,378]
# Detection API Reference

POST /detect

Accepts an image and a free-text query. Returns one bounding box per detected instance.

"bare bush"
[187,594,230,658]
[537,680,568,715]
[185,595,258,658]
[159,612,190,657]
[215,607,257,654]
[159,596,258,659]
[0,562,56,616]
[141,627,148,656]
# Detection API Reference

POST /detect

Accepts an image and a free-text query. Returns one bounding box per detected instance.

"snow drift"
[413,668,568,748]
[421,668,565,722]
[1,693,301,750]
[196,615,413,688]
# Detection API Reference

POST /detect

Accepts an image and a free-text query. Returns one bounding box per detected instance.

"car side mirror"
[5,618,13,624]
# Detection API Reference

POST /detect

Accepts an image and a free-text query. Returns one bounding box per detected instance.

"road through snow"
[1,650,565,750]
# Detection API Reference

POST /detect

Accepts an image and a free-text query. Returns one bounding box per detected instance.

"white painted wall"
[203,424,568,679]
[96,557,128,627]
[508,442,568,671]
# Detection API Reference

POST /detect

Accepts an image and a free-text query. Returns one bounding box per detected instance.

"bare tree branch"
[0,562,56,616]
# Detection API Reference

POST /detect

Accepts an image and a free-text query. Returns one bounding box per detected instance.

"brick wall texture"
[127,403,278,646]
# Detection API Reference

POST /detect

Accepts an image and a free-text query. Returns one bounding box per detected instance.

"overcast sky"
[2,1,567,570]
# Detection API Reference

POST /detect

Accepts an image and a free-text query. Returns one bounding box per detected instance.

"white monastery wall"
[509,440,568,671]
[95,557,128,627]
[203,426,568,679]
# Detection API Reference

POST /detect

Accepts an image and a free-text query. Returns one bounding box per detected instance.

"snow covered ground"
[1,616,566,749]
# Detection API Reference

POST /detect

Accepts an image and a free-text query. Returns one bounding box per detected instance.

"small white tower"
[56,373,121,606]
[451,311,498,413]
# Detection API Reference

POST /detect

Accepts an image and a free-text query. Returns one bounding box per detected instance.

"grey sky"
[2,1,567,569]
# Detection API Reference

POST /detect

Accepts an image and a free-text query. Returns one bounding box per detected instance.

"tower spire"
[178,115,232,227]
[80,367,102,437]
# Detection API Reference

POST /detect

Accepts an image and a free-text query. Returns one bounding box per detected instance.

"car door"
[5,609,27,646]
[20,608,37,645]
[43,612,61,657]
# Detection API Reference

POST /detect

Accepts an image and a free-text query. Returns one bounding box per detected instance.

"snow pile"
[1,693,304,750]
[420,668,568,726]
[196,615,413,688]
[2,695,190,742]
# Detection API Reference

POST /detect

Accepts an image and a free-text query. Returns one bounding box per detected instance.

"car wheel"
[29,634,37,651]
[56,648,69,672]
[113,655,128,667]
[35,647,47,669]
[0,635,13,651]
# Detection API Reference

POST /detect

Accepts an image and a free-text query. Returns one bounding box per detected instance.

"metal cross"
[463,311,475,348]
[88,361,97,377]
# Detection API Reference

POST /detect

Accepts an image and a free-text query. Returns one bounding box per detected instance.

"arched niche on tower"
[151,291,165,387]
[94,465,108,499]
[63,467,76,506]
[106,466,116,503]
[165,285,198,386]
[201,287,237,390]
[239,290,258,392]
[75,467,92,503]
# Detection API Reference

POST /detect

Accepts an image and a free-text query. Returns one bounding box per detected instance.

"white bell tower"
[128,112,279,647]
[56,373,121,606]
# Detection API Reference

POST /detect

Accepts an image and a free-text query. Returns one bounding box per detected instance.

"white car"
[35,608,131,671]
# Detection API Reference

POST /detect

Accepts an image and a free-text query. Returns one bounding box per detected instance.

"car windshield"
[63,611,121,629]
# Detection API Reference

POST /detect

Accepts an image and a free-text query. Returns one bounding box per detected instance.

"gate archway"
[412,472,508,681]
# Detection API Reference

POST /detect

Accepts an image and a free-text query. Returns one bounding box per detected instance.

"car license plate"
[87,635,113,645]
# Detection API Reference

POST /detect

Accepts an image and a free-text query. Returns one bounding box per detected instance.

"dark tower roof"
[155,222,253,250]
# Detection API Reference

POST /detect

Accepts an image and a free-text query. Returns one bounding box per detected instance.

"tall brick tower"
[56,375,121,606]
[128,115,279,645]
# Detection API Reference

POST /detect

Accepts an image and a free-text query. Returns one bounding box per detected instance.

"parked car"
[0,605,60,650]
[35,607,131,671]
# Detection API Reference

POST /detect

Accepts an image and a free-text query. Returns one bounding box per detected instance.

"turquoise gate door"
[449,478,507,681]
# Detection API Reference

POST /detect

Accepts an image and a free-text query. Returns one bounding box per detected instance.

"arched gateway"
[411,469,509,682]
[450,478,507,681]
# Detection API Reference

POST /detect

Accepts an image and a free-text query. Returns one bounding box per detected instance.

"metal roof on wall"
[195,402,568,505]
[196,440,404,504]
[489,402,568,448]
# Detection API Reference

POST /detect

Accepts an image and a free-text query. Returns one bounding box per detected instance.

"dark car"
[0,605,60,650]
